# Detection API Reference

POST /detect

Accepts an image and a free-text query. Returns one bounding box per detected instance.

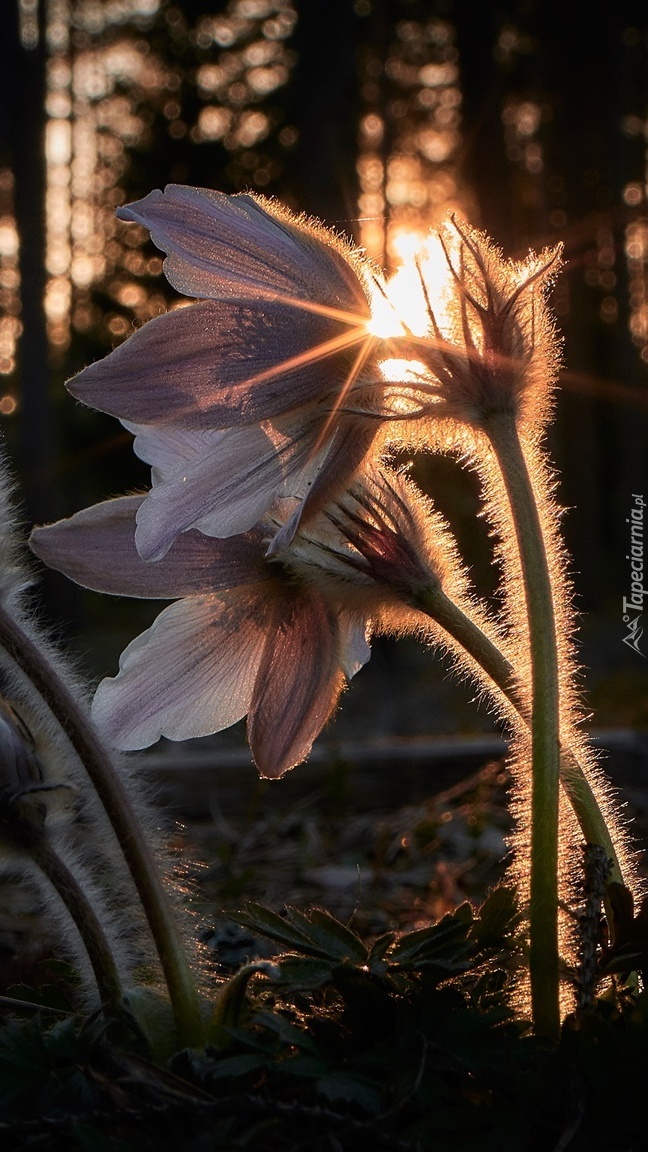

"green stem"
[416,585,623,887]
[28,832,125,1018]
[0,605,204,1048]
[484,410,561,1041]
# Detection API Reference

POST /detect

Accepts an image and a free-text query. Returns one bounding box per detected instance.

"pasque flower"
[69,186,390,559]
[30,496,370,778]
[65,192,563,567]
[29,186,633,1042]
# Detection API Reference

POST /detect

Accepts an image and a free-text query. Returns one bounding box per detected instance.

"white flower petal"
[338,614,372,680]
[133,420,319,560]
[91,591,270,750]
[123,421,225,487]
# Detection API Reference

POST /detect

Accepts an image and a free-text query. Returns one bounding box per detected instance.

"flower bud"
[384,216,562,431]
[0,698,47,841]
[275,465,462,616]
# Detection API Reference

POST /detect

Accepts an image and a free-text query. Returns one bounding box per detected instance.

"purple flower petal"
[30,496,267,597]
[247,591,344,778]
[68,298,361,429]
[133,419,321,560]
[91,590,270,749]
[117,185,369,314]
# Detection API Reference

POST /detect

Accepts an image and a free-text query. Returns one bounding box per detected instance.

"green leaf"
[367,932,396,973]
[271,956,338,989]
[122,987,177,1064]
[6,981,74,1012]
[230,903,367,964]
[284,907,368,964]
[0,1017,104,1115]
[229,904,316,953]
[315,1071,382,1114]
[389,908,474,969]
[253,1010,319,1053]
[471,887,520,949]
[279,1053,326,1079]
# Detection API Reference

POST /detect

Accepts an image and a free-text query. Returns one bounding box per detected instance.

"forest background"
[1,0,647,748]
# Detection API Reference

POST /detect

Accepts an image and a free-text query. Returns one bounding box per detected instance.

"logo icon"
[622,613,644,656]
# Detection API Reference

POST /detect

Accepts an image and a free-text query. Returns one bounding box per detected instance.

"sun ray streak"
[218,325,372,393]
[242,289,372,328]
[309,334,379,460]
[415,255,439,335]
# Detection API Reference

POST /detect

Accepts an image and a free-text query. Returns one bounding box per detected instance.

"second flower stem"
[484,410,561,1041]
[415,584,623,886]
[27,830,125,1018]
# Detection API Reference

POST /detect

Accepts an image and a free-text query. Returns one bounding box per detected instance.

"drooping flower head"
[29,458,499,778]
[275,463,513,706]
[277,464,452,610]
[30,497,371,778]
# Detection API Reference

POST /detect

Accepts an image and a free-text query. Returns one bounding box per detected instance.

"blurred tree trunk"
[284,0,362,229]
[0,0,58,529]
[0,1,77,634]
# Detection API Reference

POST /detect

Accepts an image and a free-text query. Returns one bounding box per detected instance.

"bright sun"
[368,227,456,340]
[367,227,457,389]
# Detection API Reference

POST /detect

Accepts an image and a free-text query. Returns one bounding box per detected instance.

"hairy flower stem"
[0,605,204,1048]
[416,585,622,886]
[480,409,561,1040]
[21,826,124,1017]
